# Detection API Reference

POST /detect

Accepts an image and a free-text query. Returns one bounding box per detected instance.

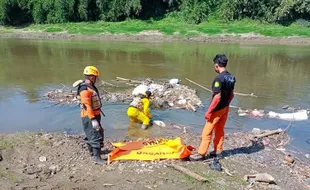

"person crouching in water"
[141,91,153,121]
[77,66,106,165]
[127,91,153,129]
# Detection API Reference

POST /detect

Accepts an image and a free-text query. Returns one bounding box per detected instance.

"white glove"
[91,119,100,131]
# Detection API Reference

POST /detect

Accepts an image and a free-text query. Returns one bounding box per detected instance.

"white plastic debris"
[39,156,47,162]
[252,128,261,134]
[267,110,308,121]
[177,99,187,105]
[132,84,149,96]
[149,83,164,92]
[169,79,180,85]
[153,120,166,127]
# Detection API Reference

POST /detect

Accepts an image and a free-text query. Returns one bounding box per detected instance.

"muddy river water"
[0,39,309,155]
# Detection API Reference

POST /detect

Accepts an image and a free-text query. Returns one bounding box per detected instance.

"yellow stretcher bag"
[108,137,195,164]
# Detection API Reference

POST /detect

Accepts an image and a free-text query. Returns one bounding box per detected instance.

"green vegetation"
[4,17,310,37]
[0,139,17,149]
[0,0,309,26]
[0,0,309,37]
[0,168,21,184]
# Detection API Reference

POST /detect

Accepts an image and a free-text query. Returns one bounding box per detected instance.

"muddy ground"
[1,126,310,190]
[1,31,310,45]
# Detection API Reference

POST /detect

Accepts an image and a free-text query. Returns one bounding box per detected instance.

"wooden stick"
[229,105,244,109]
[15,88,29,94]
[222,166,234,176]
[126,83,137,86]
[235,92,258,98]
[185,78,212,92]
[187,102,197,112]
[283,121,293,133]
[116,77,142,83]
[185,78,258,98]
[103,184,114,187]
[169,164,208,182]
[253,129,283,139]
[100,81,117,87]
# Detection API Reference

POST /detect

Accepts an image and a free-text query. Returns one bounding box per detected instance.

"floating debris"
[237,108,309,121]
[43,78,203,111]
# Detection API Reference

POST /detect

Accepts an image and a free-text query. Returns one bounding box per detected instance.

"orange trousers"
[198,106,229,155]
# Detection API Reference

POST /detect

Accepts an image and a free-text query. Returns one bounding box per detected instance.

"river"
[0,38,309,155]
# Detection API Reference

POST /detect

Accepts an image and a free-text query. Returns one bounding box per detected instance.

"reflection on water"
[0,39,310,154]
[127,123,151,139]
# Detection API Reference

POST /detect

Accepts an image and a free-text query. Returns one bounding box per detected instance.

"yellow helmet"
[83,66,99,76]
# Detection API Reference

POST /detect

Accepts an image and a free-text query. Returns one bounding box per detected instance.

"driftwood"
[126,82,137,86]
[253,129,283,139]
[169,164,208,183]
[116,76,142,84]
[14,88,29,94]
[222,166,234,176]
[229,105,245,109]
[185,78,258,98]
[187,102,197,112]
[103,184,114,187]
[283,121,293,133]
[100,81,117,87]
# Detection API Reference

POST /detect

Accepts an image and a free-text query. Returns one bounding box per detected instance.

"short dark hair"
[213,54,228,67]
[145,90,152,97]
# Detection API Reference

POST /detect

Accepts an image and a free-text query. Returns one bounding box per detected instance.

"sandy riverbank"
[0,127,309,190]
[1,31,310,45]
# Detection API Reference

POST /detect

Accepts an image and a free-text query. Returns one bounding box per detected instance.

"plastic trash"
[252,128,261,134]
[267,110,308,121]
[149,83,164,92]
[177,99,187,105]
[132,84,149,96]
[169,79,180,85]
[153,120,166,127]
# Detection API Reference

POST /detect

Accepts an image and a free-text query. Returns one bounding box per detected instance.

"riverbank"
[1,127,309,190]
[1,18,310,45]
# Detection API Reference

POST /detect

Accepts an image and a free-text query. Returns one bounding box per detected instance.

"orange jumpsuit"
[198,70,236,155]
[198,106,229,155]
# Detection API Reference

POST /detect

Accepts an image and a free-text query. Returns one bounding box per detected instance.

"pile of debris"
[43,77,203,111]
[130,78,203,111]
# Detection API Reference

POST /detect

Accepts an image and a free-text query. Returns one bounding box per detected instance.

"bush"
[0,0,33,25]
[0,0,309,26]
[294,19,310,27]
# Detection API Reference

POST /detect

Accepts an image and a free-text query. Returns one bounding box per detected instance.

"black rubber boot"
[207,151,223,160]
[92,148,106,165]
[87,144,93,156]
[209,158,222,171]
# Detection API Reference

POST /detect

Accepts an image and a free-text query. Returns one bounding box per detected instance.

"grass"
[0,139,18,150]
[0,168,21,184]
[2,17,310,37]
[0,133,51,150]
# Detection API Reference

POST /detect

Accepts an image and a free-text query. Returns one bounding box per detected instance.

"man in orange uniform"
[77,66,106,165]
[191,54,236,161]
